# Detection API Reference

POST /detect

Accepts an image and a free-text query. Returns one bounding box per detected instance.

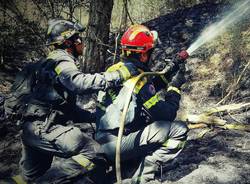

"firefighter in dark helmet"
[95,25,189,183]
[17,19,139,184]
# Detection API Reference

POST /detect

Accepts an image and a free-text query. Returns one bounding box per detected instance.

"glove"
[162,50,188,80]
[117,62,140,81]
[169,63,186,89]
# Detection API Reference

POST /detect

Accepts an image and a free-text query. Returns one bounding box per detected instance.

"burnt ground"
[0,2,250,184]
[159,129,250,184]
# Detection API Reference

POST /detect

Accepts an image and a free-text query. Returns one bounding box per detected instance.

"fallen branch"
[182,102,250,132]
[204,102,250,115]
[187,123,207,129]
[184,114,250,132]
[219,123,250,131]
[197,128,213,138]
[184,114,226,126]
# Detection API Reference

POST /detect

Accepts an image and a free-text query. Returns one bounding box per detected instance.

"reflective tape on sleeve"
[143,94,160,109]
[72,154,95,171]
[118,65,131,80]
[12,175,27,184]
[106,62,123,72]
[167,86,181,95]
[55,62,77,75]
[162,139,186,149]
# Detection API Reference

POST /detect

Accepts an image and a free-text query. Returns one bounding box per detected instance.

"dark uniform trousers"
[20,121,101,183]
[18,49,125,183]
[96,120,188,183]
[95,60,189,183]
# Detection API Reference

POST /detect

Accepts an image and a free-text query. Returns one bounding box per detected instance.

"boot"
[131,158,158,184]
[88,155,110,184]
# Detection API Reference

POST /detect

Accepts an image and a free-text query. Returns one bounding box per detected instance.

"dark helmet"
[46,19,85,45]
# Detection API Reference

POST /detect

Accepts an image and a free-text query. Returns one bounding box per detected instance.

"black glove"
[166,50,189,78]
[118,62,140,81]
[169,63,186,88]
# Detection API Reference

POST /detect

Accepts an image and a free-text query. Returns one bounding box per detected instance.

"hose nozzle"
[178,50,189,60]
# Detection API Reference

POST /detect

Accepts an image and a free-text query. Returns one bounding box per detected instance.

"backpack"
[4,58,52,122]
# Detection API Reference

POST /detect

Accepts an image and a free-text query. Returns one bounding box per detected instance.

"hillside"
[0,1,250,184]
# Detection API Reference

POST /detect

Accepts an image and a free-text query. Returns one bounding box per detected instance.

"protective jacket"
[18,49,124,183]
[24,49,123,125]
[96,58,181,136]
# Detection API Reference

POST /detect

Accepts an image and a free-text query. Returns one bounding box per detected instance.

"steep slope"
[0,2,249,184]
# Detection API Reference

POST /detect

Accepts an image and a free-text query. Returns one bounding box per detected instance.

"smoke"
[187,0,250,55]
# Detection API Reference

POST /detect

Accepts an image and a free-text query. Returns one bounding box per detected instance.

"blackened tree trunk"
[84,0,114,73]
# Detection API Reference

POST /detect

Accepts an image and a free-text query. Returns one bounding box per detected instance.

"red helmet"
[121,25,158,53]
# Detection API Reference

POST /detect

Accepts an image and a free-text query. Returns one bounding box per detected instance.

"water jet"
[187,0,250,56]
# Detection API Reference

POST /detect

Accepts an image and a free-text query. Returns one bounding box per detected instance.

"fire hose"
[115,50,189,184]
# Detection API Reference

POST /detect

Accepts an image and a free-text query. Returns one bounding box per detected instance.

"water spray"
[187,0,250,56]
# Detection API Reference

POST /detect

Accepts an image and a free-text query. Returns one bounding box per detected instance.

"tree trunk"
[68,0,74,21]
[83,0,114,73]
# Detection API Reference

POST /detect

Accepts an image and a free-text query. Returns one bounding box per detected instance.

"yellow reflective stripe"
[55,66,62,75]
[163,139,186,149]
[106,62,123,72]
[107,61,147,92]
[118,65,131,80]
[61,30,74,37]
[129,25,149,41]
[143,94,160,109]
[167,86,180,95]
[12,175,27,184]
[134,76,147,94]
[54,62,77,75]
[106,62,131,80]
[72,155,95,171]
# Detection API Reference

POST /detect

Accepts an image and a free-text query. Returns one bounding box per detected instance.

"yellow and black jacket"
[96,58,181,135]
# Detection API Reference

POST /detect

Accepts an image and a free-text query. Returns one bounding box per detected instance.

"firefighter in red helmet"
[95,24,189,183]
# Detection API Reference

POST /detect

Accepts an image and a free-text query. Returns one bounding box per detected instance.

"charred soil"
[0,2,249,184]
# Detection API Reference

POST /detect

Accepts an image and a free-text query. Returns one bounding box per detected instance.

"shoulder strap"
[123,75,147,94]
